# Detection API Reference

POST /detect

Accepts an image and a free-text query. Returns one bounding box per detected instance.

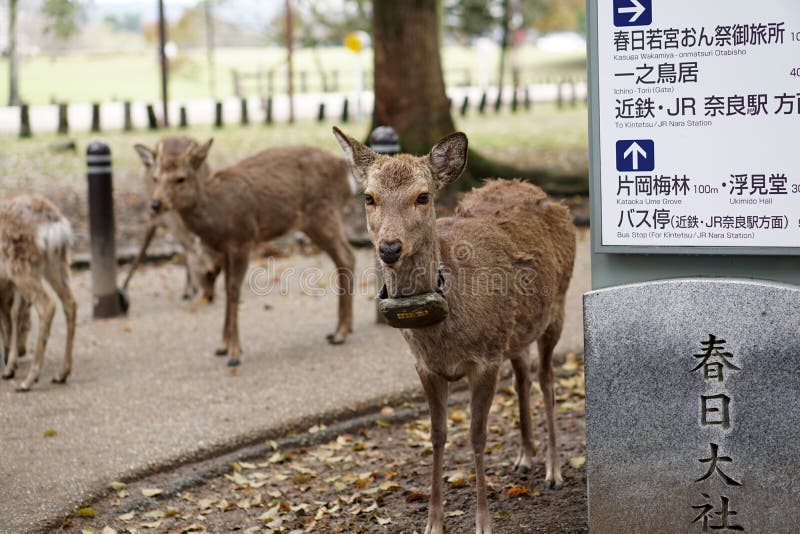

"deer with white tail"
[333,127,575,534]
[0,195,77,392]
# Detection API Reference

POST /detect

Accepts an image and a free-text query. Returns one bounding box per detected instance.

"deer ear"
[134,144,156,168]
[428,132,468,188]
[188,138,214,170]
[332,126,376,185]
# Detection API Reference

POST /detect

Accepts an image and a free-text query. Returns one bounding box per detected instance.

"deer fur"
[0,195,77,392]
[333,127,575,534]
[131,138,223,302]
[150,140,355,367]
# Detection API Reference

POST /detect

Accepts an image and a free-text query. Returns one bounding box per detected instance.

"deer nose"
[379,240,403,264]
[150,200,162,214]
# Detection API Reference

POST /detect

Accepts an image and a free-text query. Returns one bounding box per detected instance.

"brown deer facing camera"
[333,127,575,534]
[149,140,355,368]
[131,138,222,302]
[0,195,77,392]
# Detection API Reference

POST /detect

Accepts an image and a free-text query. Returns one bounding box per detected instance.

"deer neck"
[383,234,441,298]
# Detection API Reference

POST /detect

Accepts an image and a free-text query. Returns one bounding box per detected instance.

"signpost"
[588,0,800,288]
[585,2,800,532]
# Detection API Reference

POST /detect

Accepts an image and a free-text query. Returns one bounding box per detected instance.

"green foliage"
[40,0,85,40]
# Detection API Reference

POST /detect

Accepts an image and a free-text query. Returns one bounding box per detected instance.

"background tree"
[7,0,19,105]
[371,0,587,195]
[39,0,85,40]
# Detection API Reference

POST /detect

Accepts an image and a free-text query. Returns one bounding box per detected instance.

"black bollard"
[494,89,503,113]
[524,87,531,111]
[460,95,469,117]
[478,92,487,114]
[19,104,32,138]
[91,103,101,133]
[86,141,126,319]
[368,126,402,324]
[317,102,326,122]
[341,98,349,123]
[123,101,133,132]
[511,87,518,113]
[214,101,223,128]
[146,104,159,129]
[57,103,69,135]
[179,105,188,128]
[240,97,249,125]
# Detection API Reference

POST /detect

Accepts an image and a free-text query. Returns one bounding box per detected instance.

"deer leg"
[537,314,564,490]
[468,365,500,534]
[16,297,30,357]
[304,216,355,344]
[17,284,55,392]
[215,253,232,356]
[223,248,249,367]
[121,223,157,292]
[510,349,535,474]
[1,292,23,380]
[46,258,76,384]
[418,368,448,534]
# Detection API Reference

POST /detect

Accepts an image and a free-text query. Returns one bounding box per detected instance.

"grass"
[0,46,586,106]
[0,103,588,201]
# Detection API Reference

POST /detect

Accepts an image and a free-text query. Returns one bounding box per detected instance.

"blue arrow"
[623,141,647,170]
[618,0,646,23]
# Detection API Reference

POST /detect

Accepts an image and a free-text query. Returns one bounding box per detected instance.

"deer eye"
[364,193,375,206]
[416,193,430,205]
[175,176,186,184]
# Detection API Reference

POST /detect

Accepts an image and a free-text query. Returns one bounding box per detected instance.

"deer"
[333,127,576,534]
[149,139,355,368]
[130,138,223,302]
[0,195,77,392]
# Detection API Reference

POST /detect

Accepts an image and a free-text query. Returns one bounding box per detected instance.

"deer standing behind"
[130,138,223,302]
[150,140,355,367]
[333,127,576,534]
[0,195,77,392]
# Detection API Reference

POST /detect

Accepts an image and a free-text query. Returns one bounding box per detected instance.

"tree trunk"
[8,0,20,106]
[371,0,455,156]
[205,0,216,98]
[285,0,294,123]
[370,0,588,196]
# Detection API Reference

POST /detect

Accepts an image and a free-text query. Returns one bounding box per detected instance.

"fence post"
[123,101,133,131]
[494,88,503,112]
[460,95,469,117]
[524,87,531,111]
[179,105,188,128]
[368,126,402,325]
[215,101,223,128]
[557,80,564,110]
[341,98,349,123]
[264,96,273,125]
[240,97,249,125]
[19,104,31,138]
[57,103,69,135]
[317,102,326,122]
[479,91,487,114]
[511,87,518,113]
[146,104,159,129]
[91,103,101,133]
[86,141,126,319]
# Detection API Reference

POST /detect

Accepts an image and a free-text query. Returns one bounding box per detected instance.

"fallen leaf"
[101,527,117,534]
[117,512,135,521]
[405,491,427,502]
[141,488,163,498]
[75,507,96,518]
[569,456,586,469]
[43,429,58,438]
[109,481,126,491]
[376,516,392,525]
[505,484,531,498]
[140,520,162,529]
[180,525,206,533]
[445,510,465,517]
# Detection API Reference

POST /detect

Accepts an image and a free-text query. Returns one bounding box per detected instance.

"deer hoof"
[326,333,346,345]
[52,375,68,384]
[227,358,241,368]
[15,383,31,393]
[1,370,14,380]
[544,479,563,491]
[215,347,228,357]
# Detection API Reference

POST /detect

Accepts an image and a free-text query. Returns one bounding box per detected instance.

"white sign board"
[597,0,800,248]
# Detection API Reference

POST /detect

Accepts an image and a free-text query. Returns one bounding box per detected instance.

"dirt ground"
[61,357,587,534]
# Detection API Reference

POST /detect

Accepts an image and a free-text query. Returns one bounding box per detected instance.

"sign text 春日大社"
[599,0,800,248]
